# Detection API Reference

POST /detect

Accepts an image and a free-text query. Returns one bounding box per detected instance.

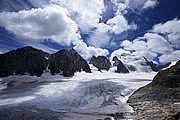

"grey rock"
[128,60,180,120]
[0,47,91,77]
[49,49,91,77]
[112,56,120,66]
[90,56,111,71]
[112,56,129,73]
[0,46,49,77]
[128,60,180,103]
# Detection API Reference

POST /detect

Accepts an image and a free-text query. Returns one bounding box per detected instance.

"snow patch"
[0,96,36,106]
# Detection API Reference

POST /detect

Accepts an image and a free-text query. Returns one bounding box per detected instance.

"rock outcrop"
[49,49,91,77]
[89,56,111,71]
[128,60,180,120]
[112,56,129,73]
[0,46,49,77]
[0,47,91,77]
[112,56,120,66]
[117,61,129,73]
[128,60,180,103]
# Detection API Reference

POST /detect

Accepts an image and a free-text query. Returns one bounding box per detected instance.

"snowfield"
[0,66,157,119]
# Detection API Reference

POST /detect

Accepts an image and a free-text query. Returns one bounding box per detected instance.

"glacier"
[0,64,157,120]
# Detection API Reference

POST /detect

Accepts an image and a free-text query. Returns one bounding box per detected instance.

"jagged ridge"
[0,46,91,77]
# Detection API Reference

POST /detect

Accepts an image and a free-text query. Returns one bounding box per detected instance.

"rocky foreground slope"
[128,61,180,120]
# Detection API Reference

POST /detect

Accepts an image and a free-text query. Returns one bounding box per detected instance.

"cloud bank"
[0,5,80,46]
[112,18,180,63]
[0,1,109,59]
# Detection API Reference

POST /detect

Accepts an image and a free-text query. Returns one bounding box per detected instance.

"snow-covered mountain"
[111,53,171,73]
[0,46,179,120]
[0,46,170,78]
[113,53,153,73]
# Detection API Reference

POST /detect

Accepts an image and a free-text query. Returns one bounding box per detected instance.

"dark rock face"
[112,56,129,73]
[126,65,136,72]
[128,60,180,103]
[89,56,111,71]
[117,61,129,73]
[48,49,91,77]
[128,60,180,120]
[0,46,49,77]
[112,56,120,66]
[152,60,180,88]
[0,47,91,77]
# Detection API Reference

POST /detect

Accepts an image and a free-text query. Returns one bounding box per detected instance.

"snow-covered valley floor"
[0,69,156,120]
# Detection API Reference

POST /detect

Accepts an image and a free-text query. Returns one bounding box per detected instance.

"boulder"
[89,56,111,71]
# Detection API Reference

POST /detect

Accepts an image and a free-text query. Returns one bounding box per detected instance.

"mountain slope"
[0,46,91,77]
[0,46,49,77]
[128,60,180,119]
[49,49,91,77]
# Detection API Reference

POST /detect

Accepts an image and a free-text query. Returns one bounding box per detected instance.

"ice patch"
[0,96,36,106]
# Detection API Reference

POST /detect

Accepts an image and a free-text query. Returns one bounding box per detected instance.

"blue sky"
[0,0,180,63]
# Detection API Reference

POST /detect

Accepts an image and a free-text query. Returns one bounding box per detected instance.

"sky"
[0,0,180,63]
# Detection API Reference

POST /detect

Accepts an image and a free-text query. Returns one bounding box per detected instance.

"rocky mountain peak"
[143,57,171,72]
[48,49,91,77]
[0,46,49,77]
[89,56,111,71]
[0,47,91,77]
[112,56,129,73]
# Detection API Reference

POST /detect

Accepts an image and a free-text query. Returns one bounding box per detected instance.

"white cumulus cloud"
[87,31,111,48]
[50,0,105,34]
[151,18,180,48]
[87,23,111,48]
[0,5,81,46]
[159,50,180,63]
[143,0,159,9]
[118,18,180,63]
[132,51,158,61]
[107,15,131,34]
[127,0,159,12]
[144,33,173,54]
[110,48,131,60]
[121,39,148,51]
[121,39,157,61]
[73,40,109,59]
[121,40,132,51]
